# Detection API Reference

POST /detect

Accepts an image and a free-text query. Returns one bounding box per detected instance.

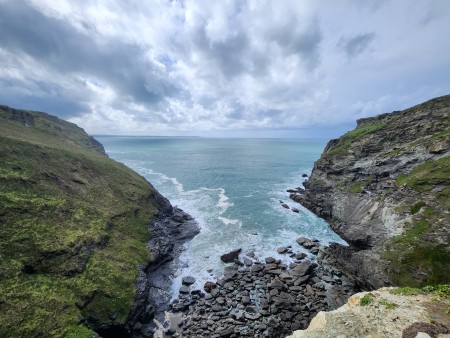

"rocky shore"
[111,194,200,338]
[160,238,357,338]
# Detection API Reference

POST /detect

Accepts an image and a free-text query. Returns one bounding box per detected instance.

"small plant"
[359,293,374,306]
[379,299,398,309]
[410,201,426,214]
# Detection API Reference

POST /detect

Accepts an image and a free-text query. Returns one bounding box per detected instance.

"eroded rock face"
[292,95,450,288]
[286,288,450,338]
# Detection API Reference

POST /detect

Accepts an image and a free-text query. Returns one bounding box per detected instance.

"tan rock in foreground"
[287,288,450,338]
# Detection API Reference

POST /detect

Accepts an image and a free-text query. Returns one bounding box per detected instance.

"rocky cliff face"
[0,105,198,337]
[292,95,450,289]
[287,287,450,338]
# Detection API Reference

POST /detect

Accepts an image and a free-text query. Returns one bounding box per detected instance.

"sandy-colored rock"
[286,288,450,338]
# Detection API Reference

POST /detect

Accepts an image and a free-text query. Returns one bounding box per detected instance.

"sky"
[0,0,449,138]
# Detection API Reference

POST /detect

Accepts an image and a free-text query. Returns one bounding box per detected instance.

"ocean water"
[96,137,345,291]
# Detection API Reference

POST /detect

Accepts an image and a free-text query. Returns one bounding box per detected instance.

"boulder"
[182,276,196,285]
[220,248,242,263]
[281,203,290,209]
[203,281,216,293]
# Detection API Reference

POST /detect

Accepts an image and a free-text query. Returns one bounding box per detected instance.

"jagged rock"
[292,96,450,288]
[282,203,290,209]
[221,248,242,263]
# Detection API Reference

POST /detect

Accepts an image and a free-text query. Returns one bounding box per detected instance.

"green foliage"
[410,201,426,214]
[383,216,450,286]
[359,293,374,306]
[378,299,398,309]
[392,285,450,299]
[0,107,157,337]
[326,121,389,156]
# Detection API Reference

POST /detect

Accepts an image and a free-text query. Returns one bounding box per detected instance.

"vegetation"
[326,120,389,156]
[391,285,450,298]
[359,293,374,306]
[378,299,398,309]
[383,156,450,287]
[0,106,158,337]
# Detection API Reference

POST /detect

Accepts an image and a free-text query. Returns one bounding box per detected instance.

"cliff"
[292,95,450,289]
[0,105,197,337]
[287,286,450,337]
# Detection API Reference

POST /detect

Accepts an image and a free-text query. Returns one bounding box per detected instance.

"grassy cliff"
[0,105,160,337]
[298,95,450,288]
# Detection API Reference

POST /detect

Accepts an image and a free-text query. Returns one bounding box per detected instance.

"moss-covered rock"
[0,105,161,337]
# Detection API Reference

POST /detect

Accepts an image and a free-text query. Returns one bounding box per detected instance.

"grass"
[410,201,426,214]
[326,121,389,156]
[378,299,398,309]
[359,293,374,306]
[391,285,450,298]
[0,106,158,337]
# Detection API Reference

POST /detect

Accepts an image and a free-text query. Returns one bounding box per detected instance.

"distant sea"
[96,137,345,291]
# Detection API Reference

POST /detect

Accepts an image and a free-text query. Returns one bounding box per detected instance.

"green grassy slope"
[0,106,158,337]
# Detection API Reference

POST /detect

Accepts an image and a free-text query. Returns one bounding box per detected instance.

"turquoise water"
[96,137,345,289]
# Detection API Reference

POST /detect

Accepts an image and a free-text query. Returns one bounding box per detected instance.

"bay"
[96,137,345,290]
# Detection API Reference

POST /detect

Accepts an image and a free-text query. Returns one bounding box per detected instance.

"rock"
[290,260,312,277]
[243,258,253,266]
[282,203,290,209]
[295,252,307,260]
[182,276,196,285]
[277,247,288,254]
[204,281,217,293]
[302,173,308,178]
[265,257,276,264]
[246,251,255,258]
[292,208,300,213]
[221,248,242,263]
[179,285,190,294]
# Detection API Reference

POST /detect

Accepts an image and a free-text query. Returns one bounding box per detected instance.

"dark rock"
[277,247,288,254]
[221,248,242,263]
[182,276,196,285]
[265,257,276,264]
[204,281,217,293]
[291,208,300,213]
[281,203,290,209]
[302,174,308,178]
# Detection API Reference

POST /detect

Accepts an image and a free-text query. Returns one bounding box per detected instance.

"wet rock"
[221,248,242,263]
[182,276,196,285]
[204,281,217,293]
[179,285,190,294]
[243,258,253,266]
[265,257,276,264]
[277,247,288,254]
[281,203,290,209]
[291,208,299,213]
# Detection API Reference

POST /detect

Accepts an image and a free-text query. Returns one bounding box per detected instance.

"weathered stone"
[204,281,217,293]
[277,247,288,254]
[179,285,190,294]
[182,276,196,285]
[220,248,242,263]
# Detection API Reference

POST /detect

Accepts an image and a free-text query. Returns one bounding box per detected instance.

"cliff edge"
[287,286,450,338]
[0,105,198,337]
[292,95,449,288]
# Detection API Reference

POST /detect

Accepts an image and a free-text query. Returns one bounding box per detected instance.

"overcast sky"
[1,0,449,137]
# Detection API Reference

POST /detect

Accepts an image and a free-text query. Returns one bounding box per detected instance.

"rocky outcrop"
[292,95,450,288]
[287,288,450,338]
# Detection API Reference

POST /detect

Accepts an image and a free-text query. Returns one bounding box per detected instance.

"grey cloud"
[0,0,182,116]
[265,17,322,70]
[338,32,376,58]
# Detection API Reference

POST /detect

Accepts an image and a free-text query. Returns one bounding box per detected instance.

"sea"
[95,137,345,292]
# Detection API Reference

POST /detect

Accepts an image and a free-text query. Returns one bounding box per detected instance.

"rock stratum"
[291,95,450,289]
[0,105,198,337]
[287,287,450,338]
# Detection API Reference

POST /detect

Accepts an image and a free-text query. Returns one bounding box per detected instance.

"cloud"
[338,32,376,58]
[0,0,449,137]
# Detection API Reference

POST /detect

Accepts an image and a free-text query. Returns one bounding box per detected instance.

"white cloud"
[0,0,449,137]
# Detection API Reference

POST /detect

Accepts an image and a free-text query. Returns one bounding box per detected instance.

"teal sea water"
[96,137,345,290]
